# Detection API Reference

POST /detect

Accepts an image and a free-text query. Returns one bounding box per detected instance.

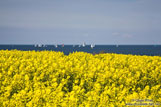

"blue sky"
[0,0,161,44]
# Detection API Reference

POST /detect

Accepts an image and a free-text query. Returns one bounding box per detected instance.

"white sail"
[38,44,42,47]
[91,44,95,49]
[82,42,86,47]
[55,44,58,48]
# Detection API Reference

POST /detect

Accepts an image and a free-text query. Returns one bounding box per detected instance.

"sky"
[0,0,161,45]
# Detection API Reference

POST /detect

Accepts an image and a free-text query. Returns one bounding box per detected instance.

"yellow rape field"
[0,50,161,107]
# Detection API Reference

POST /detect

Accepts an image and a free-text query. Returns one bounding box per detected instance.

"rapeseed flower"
[0,50,161,106]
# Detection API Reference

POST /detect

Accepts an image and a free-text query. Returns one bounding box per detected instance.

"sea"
[0,45,161,56]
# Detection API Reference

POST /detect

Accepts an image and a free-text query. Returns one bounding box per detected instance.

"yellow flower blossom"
[0,50,161,106]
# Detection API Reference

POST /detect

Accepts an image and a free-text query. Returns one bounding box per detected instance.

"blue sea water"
[0,45,161,56]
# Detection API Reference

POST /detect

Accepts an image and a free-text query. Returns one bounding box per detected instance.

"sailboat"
[42,44,46,47]
[38,44,42,47]
[34,44,37,47]
[55,44,58,48]
[82,42,86,47]
[91,44,95,49]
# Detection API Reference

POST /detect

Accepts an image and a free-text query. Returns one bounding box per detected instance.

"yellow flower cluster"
[0,50,161,106]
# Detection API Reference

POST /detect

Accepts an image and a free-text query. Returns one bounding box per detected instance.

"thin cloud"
[112,32,133,38]
[122,34,133,38]
[112,32,120,36]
